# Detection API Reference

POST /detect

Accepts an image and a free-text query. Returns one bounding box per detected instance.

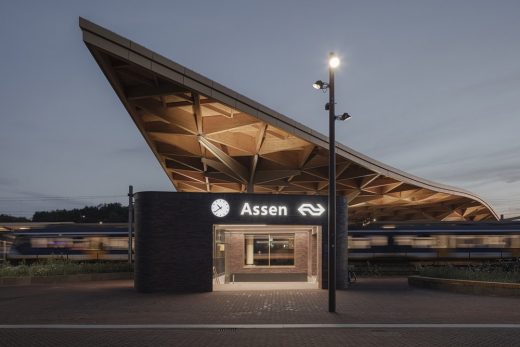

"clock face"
[211,199,230,217]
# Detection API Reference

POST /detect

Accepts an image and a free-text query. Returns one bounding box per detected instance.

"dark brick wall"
[134,191,346,292]
[134,192,213,293]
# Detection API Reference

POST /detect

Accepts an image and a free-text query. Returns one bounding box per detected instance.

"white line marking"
[0,324,520,329]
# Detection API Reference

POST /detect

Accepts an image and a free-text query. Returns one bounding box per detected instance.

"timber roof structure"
[80,18,498,223]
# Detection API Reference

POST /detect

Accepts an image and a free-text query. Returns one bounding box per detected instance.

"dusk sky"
[0,0,519,218]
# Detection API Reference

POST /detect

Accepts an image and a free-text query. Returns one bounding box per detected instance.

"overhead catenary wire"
[0,195,126,202]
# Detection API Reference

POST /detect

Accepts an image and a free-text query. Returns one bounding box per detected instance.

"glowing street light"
[329,55,340,68]
[312,52,351,313]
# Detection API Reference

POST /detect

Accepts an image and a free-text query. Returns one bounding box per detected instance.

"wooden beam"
[202,159,245,184]
[254,170,301,184]
[192,93,203,134]
[198,136,249,183]
[347,190,361,203]
[358,174,381,193]
[298,145,317,168]
[257,179,290,187]
[317,181,328,191]
[338,165,375,180]
[248,154,259,193]
[171,170,207,184]
[164,157,204,172]
[349,195,384,206]
[132,98,198,134]
[316,162,352,191]
[126,83,187,99]
[155,141,199,157]
[166,98,217,108]
[177,181,207,192]
[205,171,238,183]
[206,132,256,155]
[203,103,234,118]
[144,121,192,135]
[204,113,260,135]
[362,176,400,189]
[256,124,268,153]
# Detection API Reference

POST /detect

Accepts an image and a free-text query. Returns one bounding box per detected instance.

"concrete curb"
[0,272,133,286]
[408,275,520,297]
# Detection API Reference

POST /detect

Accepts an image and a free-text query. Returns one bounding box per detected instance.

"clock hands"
[212,200,229,217]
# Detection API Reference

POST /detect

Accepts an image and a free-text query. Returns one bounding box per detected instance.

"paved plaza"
[0,278,519,346]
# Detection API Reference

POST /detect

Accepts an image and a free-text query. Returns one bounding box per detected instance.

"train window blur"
[348,236,387,249]
[108,238,128,249]
[483,236,507,247]
[28,236,128,251]
[30,238,48,248]
[393,236,436,248]
[6,222,519,262]
[30,237,73,248]
[456,236,507,248]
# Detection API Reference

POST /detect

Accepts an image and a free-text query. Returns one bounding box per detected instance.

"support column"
[246,237,254,265]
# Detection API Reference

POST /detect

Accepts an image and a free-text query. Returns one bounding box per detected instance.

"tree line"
[0,203,128,223]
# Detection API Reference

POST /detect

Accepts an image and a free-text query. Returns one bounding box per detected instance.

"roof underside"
[80,18,498,223]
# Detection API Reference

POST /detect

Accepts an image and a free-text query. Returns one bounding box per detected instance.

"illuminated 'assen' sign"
[239,202,326,217]
[240,202,288,216]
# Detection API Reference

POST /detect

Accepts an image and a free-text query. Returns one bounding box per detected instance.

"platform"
[1,277,519,346]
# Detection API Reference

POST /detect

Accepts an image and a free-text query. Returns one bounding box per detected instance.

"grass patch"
[417,261,520,284]
[0,259,133,277]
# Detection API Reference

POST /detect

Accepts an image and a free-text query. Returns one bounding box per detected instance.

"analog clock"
[211,199,230,217]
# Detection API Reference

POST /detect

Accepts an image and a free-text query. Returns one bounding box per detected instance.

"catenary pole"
[128,185,133,263]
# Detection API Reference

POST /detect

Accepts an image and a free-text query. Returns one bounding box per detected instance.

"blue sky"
[0,0,519,218]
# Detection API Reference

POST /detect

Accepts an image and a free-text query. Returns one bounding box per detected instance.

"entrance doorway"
[213,224,321,290]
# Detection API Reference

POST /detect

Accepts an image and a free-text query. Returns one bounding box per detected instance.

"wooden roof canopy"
[80,18,498,223]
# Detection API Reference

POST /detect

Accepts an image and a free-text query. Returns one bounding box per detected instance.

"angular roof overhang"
[79,17,498,222]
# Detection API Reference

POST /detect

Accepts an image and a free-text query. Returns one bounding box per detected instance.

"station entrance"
[134,192,348,293]
[213,224,321,290]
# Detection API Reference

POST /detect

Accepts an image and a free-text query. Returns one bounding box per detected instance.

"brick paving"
[2,328,520,347]
[0,277,519,346]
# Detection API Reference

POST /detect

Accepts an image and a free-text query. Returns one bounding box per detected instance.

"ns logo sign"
[297,203,326,216]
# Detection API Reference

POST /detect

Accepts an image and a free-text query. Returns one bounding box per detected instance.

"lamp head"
[312,80,327,90]
[335,112,352,121]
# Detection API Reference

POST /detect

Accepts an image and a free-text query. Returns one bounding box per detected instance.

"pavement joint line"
[1,324,520,329]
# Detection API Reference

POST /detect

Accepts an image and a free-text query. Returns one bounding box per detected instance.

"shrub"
[0,259,133,277]
[416,261,520,284]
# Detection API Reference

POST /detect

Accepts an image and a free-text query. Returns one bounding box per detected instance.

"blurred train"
[349,221,520,261]
[0,223,130,261]
[1,221,519,262]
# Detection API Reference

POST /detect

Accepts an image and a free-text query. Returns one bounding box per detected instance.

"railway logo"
[298,203,325,216]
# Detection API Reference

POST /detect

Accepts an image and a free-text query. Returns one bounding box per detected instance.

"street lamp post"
[313,52,350,313]
[327,53,337,313]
